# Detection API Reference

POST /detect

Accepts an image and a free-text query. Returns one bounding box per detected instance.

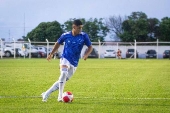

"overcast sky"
[0,0,170,41]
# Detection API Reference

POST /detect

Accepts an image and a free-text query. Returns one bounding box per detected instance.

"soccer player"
[41,19,93,102]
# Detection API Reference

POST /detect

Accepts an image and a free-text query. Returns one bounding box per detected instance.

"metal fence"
[0,38,170,59]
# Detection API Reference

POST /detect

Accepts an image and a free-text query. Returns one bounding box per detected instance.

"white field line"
[0,96,170,100]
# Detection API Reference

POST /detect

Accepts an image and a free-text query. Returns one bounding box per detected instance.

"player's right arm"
[47,42,60,61]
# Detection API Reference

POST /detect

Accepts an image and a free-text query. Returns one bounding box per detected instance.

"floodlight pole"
[12,38,15,59]
[46,39,49,58]
[28,38,31,59]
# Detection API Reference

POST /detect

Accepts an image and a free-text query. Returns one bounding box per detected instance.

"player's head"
[72,19,83,34]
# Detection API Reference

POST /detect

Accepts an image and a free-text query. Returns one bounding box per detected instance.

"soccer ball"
[62,91,74,103]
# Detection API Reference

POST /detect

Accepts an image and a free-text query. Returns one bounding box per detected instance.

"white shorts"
[60,58,77,80]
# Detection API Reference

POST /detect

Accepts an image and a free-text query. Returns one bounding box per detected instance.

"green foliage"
[62,18,75,32]
[26,21,63,42]
[159,17,170,41]
[84,18,109,42]
[24,12,170,42]
[63,18,109,42]
[117,12,170,42]
[147,18,160,40]
[0,59,170,113]
[120,12,148,42]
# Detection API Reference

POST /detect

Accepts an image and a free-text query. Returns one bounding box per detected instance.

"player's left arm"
[83,33,93,60]
[83,45,93,60]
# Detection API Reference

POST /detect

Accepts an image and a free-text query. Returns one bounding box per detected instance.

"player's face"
[73,25,83,34]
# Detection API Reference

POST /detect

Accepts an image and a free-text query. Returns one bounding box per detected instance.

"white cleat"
[57,97,62,102]
[41,92,48,102]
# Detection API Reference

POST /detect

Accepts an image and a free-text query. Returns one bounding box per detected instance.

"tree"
[105,15,125,41]
[25,21,63,42]
[62,18,75,32]
[62,18,86,32]
[120,12,148,42]
[147,18,160,41]
[84,18,109,42]
[63,18,109,42]
[159,17,170,41]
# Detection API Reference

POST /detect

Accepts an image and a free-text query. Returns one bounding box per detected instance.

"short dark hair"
[72,19,82,26]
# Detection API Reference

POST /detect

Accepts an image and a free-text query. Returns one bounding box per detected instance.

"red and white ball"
[62,91,74,103]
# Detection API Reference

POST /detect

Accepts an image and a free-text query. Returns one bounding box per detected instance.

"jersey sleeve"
[84,33,92,47]
[57,34,65,44]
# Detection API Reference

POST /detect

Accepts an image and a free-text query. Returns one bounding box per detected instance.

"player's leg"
[41,66,62,102]
[41,58,69,102]
[67,65,77,80]
[42,65,76,101]
[41,80,60,102]
[58,63,77,102]
[41,65,69,102]
[57,58,71,101]
[58,65,68,101]
[56,66,77,102]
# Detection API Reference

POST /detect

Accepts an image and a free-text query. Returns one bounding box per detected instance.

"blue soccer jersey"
[57,31,91,67]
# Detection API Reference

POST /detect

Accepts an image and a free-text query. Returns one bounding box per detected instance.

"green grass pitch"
[0,58,170,113]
